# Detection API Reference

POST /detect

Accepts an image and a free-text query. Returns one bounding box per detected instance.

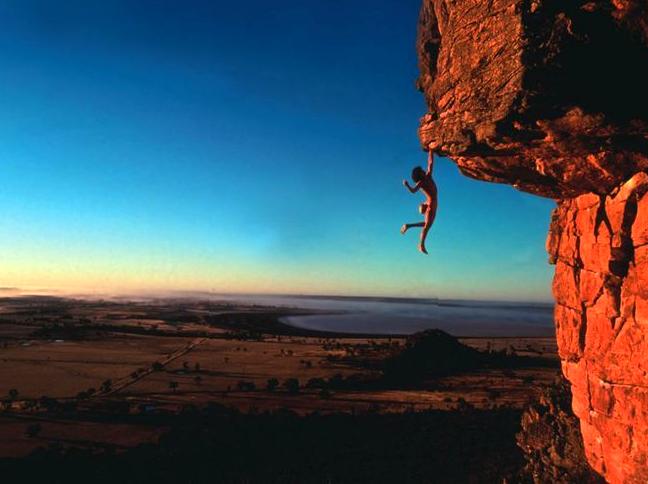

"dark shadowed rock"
[516,376,604,483]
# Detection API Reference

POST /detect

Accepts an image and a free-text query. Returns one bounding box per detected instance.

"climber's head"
[411,166,426,183]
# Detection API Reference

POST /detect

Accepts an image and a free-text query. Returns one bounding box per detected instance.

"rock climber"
[401,149,438,254]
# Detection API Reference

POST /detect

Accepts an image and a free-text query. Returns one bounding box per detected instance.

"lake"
[200,294,555,337]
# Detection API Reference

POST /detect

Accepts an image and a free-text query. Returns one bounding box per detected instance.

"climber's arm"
[426,151,435,176]
[403,180,421,193]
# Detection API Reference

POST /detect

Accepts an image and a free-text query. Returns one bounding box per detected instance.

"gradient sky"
[0,0,556,301]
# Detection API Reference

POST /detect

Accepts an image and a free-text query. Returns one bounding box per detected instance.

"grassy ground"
[0,296,559,482]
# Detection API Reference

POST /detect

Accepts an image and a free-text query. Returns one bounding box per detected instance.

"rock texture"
[417,1,648,482]
[417,0,648,198]
[547,174,648,483]
[517,376,604,483]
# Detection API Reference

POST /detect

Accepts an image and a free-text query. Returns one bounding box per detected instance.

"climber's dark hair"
[411,166,426,183]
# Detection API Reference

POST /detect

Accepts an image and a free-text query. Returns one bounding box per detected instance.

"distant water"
[198,294,555,337]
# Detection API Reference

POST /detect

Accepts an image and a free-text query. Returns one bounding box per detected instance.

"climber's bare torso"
[417,178,437,205]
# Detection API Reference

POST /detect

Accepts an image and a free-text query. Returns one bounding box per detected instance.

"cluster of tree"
[264,377,331,398]
[1,389,20,410]
[100,379,112,393]
[223,330,263,341]
[237,381,256,391]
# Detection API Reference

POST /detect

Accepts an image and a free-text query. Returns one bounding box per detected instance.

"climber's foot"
[400,224,408,235]
[418,243,428,255]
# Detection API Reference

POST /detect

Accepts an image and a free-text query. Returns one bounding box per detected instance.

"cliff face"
[547,176,648,483]
[417,1,648,481]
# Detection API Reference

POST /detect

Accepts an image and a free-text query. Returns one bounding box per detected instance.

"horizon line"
[0,286,554,306]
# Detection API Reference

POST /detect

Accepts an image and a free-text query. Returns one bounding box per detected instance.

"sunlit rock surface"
[548,174,648,483]
[417,0,648,199]
[417,0,648,481]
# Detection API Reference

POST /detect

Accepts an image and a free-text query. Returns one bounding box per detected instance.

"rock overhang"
[417,0,648,199]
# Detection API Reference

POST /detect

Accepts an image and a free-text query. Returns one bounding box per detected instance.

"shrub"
[26,423,42,438]
[283,378,300,394]
[237,381,256,391]
[306,378,328,390]
[266,378,279,392]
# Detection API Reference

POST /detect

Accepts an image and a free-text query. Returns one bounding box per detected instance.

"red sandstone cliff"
[416,1,648,482]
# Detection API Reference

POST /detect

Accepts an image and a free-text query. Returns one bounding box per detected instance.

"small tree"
[456,397,474,412]
[152,362,164,372]
[237,381,256,391]
[266,378,279,392]
[26,423,42,438]
[306,378,327,390]
[283,378,300,394]
[100,379,112,393]
[8,389,18,401]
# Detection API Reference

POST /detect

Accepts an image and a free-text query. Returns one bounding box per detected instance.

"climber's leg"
[401,222,424,234]
[419,201,437,254]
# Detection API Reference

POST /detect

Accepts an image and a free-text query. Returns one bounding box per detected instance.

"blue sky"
[0,0,555,301]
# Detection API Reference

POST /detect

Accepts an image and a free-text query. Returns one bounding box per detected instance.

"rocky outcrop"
[517,376,604,483]
[416,1,648,482]
[417,0,648,198]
